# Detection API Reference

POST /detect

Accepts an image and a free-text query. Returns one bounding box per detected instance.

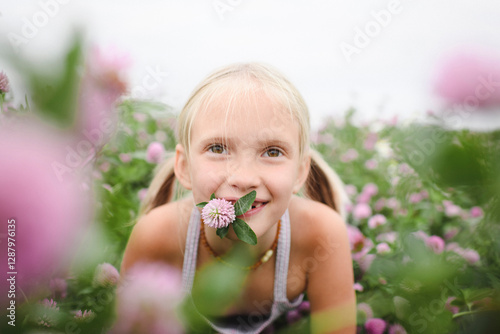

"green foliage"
[182,246,252,333]
[6,32,84,127]
[312,111,500,333]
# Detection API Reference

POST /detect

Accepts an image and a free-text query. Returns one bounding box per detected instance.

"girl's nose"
[226,160,261,192]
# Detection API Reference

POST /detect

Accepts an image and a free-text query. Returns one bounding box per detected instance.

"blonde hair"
[140,63,348,219]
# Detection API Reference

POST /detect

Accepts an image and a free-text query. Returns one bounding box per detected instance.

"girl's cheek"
[200,167,227,193]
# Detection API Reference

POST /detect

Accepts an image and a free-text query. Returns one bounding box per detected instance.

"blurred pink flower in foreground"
[0,71,10,93]
[74,309,95,321]
[356,253,376,273]
[365,159,378,170]
[434,51,500,108]
[357,302,373,321]
[353,283,364,292]
[443,200,462,217]
[386,197,400,210]
[0,124,90,304]
[470,206,484,218]
[349,226,375,273]
[426,235,445,254]
[93,263,120,288]
[445,297,460,314]
[341,148,359,162]
[298,300,310,314]
[133,112,147,122]
[389,323,408,334]
[398,163,413,175]
[357,192,372,204]
[286,309,302,324]
[409,192,423,204]
[37,298,60,328]
[446,243,481,264]
[413,230,429,243]
[138,188,148,202]
[78,46,129,150]
[119,153,132,163]
[99,161,111,172]
[146,141,165,164]
[311,132,333,145]
[357,183,378,204]
[368,214,387,229]
[364,132,378,151]
[376,231,398,244]
[444,228,460,240]
[362,183,379,197]
[374,198,386,211]
[111,262,184,334]
[49,278,68,299]
[353,203,372,220]
[456,248,480,264]
[344,184,357,197]
[347,225,365,252]
[365,318,387,334]
[376,242,391,254]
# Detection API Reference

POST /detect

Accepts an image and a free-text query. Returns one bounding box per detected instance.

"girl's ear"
[174,144,192,190]
[293,154,311,194]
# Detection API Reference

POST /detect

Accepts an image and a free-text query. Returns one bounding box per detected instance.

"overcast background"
[1,0,500,129]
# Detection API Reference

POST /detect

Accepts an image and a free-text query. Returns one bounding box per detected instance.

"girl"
[121,63,356,334]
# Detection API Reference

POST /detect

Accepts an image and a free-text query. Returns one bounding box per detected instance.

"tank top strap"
[181,207,201,294]
[273,209,304,309]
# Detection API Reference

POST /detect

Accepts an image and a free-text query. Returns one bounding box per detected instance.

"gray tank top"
[181,207,304,334]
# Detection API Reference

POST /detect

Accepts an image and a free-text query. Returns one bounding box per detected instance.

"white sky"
[1,0,500,129]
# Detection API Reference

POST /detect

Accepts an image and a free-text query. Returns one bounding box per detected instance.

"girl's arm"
[304,203,356,334]
[120,203,184,275]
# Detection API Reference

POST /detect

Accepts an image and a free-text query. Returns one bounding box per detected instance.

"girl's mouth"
[251,201,266,209]
[239,201,268,218]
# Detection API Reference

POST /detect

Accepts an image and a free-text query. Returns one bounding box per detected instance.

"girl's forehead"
[200,93,293,123]
[192,92,300,145]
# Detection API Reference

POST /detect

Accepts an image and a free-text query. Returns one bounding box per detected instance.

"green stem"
[452,310,486,319]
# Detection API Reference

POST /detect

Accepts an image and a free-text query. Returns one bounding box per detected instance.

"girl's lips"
[219,197,269,217]
[237,201,268,218]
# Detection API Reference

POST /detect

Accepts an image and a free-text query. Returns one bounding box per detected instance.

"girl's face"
[175,91,310,239]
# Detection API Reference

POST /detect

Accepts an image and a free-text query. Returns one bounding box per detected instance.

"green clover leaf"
[232,218,257,245]
[234,190,257,216]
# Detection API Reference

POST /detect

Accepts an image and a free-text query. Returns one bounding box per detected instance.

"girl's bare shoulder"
[121,197,193,273]
[288,196,347,252]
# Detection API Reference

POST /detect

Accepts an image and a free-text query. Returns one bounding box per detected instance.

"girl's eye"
[208,144,226,154]
[264,148,282,158]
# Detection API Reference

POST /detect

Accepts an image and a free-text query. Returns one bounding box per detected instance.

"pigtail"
[139,154,177,216]
[304,149,349,220]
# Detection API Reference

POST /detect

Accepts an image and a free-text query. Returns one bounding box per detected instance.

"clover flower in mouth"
[201,198,236,228]
[197,191,258,245]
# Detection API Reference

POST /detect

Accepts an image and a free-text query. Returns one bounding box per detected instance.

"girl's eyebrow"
[198,136,226,147]
[258,139,294,151]
[199,136,294,152]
